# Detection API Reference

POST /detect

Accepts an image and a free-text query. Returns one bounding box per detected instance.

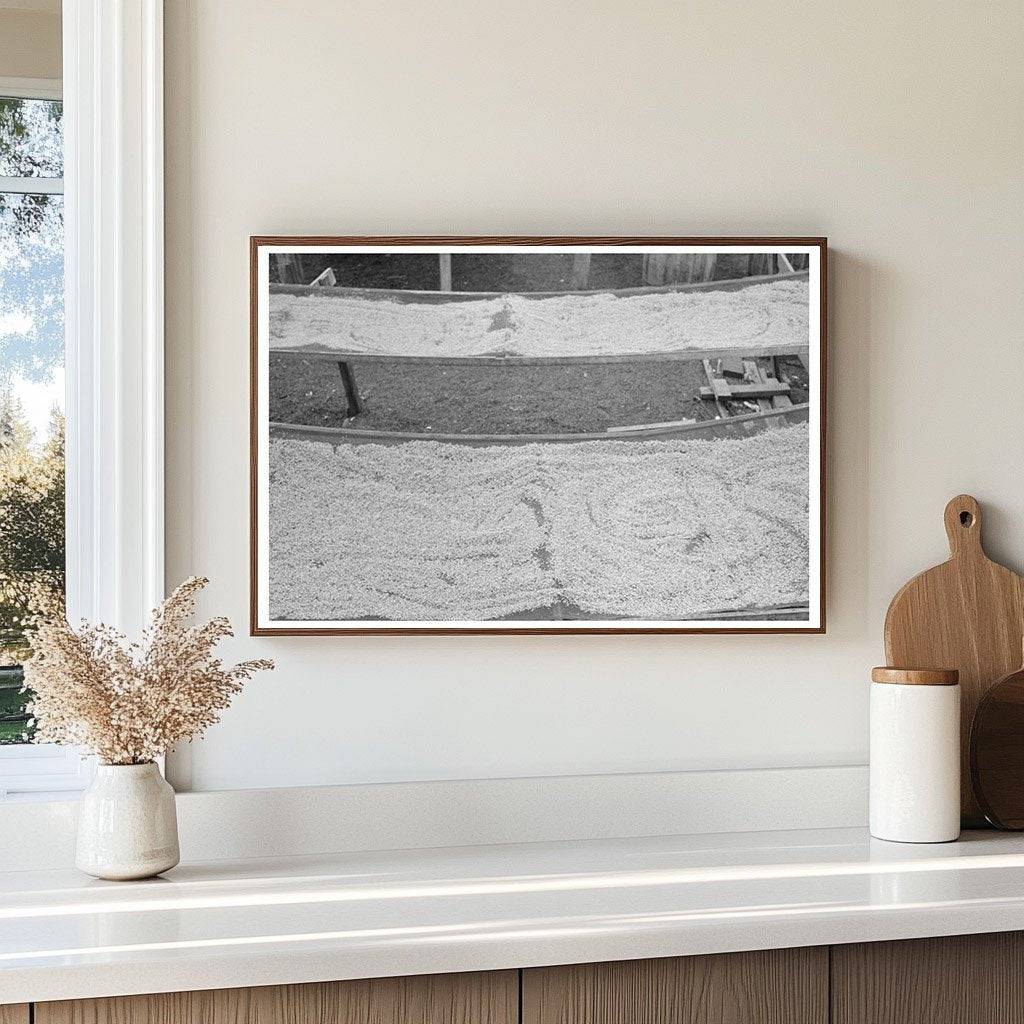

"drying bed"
[268,277,810,360]
[267,423,810,622]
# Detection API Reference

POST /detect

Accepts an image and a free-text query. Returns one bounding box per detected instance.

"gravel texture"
[269,279,809,358]
[268,424,810,622]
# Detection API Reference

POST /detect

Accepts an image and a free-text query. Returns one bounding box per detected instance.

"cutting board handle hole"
[960,511,974,527]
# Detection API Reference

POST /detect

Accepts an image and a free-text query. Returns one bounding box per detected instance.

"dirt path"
[269,355,808,434]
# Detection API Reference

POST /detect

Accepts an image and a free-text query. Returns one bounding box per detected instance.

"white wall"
[0,5,61,80]
[164,0,1024,792]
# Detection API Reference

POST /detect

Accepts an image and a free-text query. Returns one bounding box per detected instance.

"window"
[0,4,166,798]
[0,79,83,797]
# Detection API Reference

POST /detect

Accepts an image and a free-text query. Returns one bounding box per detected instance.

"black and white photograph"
[251,240,825,634]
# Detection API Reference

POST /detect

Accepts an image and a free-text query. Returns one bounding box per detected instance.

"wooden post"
[643,253,716,286]
[693,253,717,282]
[276,253,300,284]
[643,254,678,285]
[338,361,361,420]
[438,254,452,291]
[569,253,592,290]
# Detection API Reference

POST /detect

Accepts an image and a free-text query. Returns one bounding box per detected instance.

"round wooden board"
[971,664,1024,829]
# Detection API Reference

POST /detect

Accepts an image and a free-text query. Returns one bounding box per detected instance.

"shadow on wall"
[826,249,871,637]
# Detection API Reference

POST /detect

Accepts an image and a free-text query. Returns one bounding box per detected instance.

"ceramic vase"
[76,762,180,880]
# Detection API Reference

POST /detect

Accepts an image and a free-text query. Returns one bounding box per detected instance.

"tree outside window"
[0,94,65,744]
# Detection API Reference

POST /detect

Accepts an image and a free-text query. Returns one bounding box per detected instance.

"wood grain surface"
[0,1006,29,1024]
[871,666,959,686]
[970,656,1024,827]
[832,932,1024,1023]
[884,494,1024,825]
[522,948,828,1024]
[35,972,517,1024]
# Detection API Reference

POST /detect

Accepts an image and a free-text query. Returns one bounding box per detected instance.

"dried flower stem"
[23,577,273,765]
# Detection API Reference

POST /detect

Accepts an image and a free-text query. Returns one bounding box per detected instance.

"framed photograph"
[250,237,826,635]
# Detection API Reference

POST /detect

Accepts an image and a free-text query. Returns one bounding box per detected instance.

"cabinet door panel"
[832,932,1024,1024]
[523,948,828,1024]
[36,971,517,1024]
[0,1006,29,1024]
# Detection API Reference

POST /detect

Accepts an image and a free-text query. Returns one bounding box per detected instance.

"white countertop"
[4,826,1024,1004]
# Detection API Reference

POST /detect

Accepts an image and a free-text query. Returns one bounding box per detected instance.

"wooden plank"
[37,972,518,1024]
[705,603,811,621]
[269,268,810,303]
[568,253,592,289]
[438,254,452,292]
[778,252,796,273]
[720,355,746,378]
[770,356,795,411]
[337,361,361,418]
[698,381,791,400]
[747,361,775,421]
[607,417,700,432]
[745,357,787,428]
[702,358,732,419]
[0,1006,29,1024]
[832,933,1024,1024]
[522,948,828,1024]
[309,267,336,287]
[268,402,811,446]
[271,344,812,367]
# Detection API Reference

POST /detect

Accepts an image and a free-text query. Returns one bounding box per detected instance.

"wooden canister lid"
[871,666,959,686]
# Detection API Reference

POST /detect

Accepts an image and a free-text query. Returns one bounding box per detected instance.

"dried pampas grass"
[23,576,273,765]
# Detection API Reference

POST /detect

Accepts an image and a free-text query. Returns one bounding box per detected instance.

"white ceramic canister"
[76,762,180,880]
[869,667,961,843]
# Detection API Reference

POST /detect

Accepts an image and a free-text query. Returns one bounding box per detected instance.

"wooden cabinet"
[21,932,1024,1024]
[832,932,1024,1024]
[34,971,517,1024]
[522,948,827,1024]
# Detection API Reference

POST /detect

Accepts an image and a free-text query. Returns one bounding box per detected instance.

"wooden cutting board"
[884,494,1024,826]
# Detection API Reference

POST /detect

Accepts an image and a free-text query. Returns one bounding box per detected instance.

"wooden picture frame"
[250,237,827,635]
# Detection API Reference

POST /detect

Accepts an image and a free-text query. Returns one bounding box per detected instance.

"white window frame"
[0,77,61,101]
[0,0,164,799]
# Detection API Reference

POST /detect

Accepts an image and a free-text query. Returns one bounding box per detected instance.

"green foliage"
[0,666,29,743]
[0,97,62,239]
[0,97,65,742]
[0,96,62,175]
[0,395,65,742]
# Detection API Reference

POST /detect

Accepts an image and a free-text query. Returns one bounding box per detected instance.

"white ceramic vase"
[76,762,180,880]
